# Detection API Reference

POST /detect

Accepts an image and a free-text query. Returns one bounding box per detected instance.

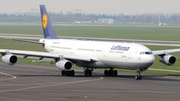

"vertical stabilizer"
[40,5,58,39]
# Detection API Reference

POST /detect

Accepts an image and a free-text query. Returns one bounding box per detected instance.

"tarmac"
[0,62,180,101]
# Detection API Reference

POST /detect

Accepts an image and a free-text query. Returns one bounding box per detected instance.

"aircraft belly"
[75,60,153,70]
[76,61,107,68]
[102,60,153,70]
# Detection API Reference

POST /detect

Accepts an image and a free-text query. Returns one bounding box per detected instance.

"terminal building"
[98,18,114,24]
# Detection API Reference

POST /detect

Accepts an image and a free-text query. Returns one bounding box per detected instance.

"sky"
[0,0,180,14]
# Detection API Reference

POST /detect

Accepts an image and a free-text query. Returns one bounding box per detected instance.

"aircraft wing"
[152,49,180,55]
[0,49,94,62]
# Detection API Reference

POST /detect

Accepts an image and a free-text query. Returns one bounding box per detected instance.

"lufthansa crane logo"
[42,14,48,29]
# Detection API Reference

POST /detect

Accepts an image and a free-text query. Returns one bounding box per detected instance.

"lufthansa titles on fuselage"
[111,45,130,51]
[53,42,60,44]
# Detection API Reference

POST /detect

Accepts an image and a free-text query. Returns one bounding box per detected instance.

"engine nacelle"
[55,60,72,70]
[159,54,176,65]
[2,54,18,65]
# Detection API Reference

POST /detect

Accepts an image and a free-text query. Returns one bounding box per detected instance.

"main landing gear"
[104,68,118,76]
[84,68,93,76]
[61,70,75,76]
[135,69,142,80]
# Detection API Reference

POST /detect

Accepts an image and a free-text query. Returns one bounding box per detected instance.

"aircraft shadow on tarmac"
[13,73,180,82]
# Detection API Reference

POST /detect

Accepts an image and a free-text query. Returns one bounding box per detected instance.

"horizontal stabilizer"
[12,39,43,44]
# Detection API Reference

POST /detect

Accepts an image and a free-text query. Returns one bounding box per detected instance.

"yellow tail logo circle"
[42,14,48,29]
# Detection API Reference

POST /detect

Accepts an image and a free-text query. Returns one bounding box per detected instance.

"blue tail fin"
[40,5,58,39]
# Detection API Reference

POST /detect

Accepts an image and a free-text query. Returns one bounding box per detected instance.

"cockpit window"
[140,51,153,55]
[140,52,144,54]
[145,52,153,54]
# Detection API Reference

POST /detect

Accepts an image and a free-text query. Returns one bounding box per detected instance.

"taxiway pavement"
[0,62,180,101]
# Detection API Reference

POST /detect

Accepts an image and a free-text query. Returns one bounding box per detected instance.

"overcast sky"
[0,0,180,14]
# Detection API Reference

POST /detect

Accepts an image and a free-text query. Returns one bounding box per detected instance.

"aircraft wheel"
[61,70,66,76]
[66,71,70,76]
[84,70,88,76]
[113,70,118,77]
[108,70,113,76]
[104,70,108,76]
[70,70,75,76]
[135,75,138,80]
[84,69,90,76]
[84,69,92,76]
[88,70,92,76]
[135,75,142,80]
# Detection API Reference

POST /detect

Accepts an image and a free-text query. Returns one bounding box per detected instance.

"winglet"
[40,5,58,39]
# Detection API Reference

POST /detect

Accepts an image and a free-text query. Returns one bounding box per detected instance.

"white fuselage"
[44,39,155,70]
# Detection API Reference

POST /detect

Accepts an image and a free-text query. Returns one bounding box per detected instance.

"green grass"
[0,23,180,41]
[0,38,45,51]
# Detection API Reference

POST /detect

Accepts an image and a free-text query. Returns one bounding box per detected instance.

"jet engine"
[2,54,18,65]
[55,59,72,70]
[159,54,176,65]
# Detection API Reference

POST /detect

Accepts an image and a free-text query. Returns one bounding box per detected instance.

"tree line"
[0,13,180,24]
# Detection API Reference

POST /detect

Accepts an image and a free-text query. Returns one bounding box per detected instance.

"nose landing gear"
[135,69,142,80]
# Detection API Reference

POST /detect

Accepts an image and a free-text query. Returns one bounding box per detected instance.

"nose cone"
[147,55,155,63]
[142,55,155,68]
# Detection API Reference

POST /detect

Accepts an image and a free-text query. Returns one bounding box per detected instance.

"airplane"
[0,4,179,80]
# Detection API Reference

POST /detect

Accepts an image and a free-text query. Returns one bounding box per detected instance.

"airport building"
[98,18,114,24]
